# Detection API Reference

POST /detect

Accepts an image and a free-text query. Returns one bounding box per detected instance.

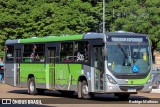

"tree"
[0,0,102,57]
[0,0,160,58]
[108,0,160,54]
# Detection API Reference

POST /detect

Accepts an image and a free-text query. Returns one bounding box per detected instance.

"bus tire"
[28,77,38,95]
[156,82,160,89]
[80,80,93,99]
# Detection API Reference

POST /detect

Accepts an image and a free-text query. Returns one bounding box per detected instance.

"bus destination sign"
[107,36,147,42]
[112,37,143,42]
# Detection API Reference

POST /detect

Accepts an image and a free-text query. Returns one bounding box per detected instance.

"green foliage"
[0,0,102,57]
[0,0,160,57]
[108,0,160,52]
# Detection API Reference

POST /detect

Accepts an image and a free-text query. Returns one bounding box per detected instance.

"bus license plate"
[128,88,136,92]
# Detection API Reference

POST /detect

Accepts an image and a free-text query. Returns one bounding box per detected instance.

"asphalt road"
[0,83,160,107]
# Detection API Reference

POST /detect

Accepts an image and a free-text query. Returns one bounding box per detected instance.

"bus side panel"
[54,64,70,90]
[5,63,15,86]
[20,63,46,89]
[69,64,82,90]
[54,64,82,91]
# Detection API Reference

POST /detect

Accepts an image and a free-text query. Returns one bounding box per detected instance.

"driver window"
[5,45,14,62]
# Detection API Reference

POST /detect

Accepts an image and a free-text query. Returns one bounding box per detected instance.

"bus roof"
[5,39,19,45]
[5,31,147,44]
[105,31,148,36]
[5,33,104,44]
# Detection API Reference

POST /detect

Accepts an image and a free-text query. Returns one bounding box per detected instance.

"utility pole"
[103,0,105,33]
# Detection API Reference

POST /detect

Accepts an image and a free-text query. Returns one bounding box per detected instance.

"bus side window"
[60,42,74,62]
[5,45,14,62]
[34,44,45,62]
[23,44,34,62]
[74,41,89,62]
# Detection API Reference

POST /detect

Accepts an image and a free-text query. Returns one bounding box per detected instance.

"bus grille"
[119,86,144,91]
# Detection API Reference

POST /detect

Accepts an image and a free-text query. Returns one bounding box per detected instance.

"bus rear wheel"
[79,80,94,99]
[28,77,38,95]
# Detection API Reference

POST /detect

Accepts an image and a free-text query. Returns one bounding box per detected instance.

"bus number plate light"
[128,88,136,92]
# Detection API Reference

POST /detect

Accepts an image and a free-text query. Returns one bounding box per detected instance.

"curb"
[150,89,160,93]
[0,80,4,83]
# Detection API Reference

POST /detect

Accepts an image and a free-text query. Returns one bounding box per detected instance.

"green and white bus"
[4,31,152,99]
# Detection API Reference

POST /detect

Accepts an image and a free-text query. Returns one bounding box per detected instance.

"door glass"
[48,48,56,88]
[94,47,104,90]
[15,50,21,85]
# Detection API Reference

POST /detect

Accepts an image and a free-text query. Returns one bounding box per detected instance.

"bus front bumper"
[104,82,152,93]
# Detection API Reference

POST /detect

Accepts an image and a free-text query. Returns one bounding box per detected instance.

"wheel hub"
[30,81,35,92]
[82,85,88,95]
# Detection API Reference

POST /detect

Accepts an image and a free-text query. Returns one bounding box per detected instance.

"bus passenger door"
[15,49,21,86]
[48,47,56,89]
[92,46,104,91]
[5,45,15,86]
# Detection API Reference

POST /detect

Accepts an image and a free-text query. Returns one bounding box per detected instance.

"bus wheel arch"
[78,75,88,84]
[28,74,34,80]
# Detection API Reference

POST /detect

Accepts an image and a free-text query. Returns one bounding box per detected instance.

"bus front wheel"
[79,80,94,99]
[28,77,38,95]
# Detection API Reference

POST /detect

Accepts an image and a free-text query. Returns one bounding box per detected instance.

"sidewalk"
[150,89,160,93]
[0,80,4,83]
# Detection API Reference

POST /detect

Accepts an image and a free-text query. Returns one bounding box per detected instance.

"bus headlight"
[146,75,153,84]
[107,75,117,84]
[147,79,151,84]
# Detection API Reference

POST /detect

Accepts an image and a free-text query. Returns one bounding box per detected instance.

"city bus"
[4,31,152,99]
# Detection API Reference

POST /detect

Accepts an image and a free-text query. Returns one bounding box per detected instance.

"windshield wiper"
[118,44,132,66]
[118,44,128,58]
[133,44,141,63]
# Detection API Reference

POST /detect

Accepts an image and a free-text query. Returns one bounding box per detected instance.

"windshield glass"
[107,44,151,74]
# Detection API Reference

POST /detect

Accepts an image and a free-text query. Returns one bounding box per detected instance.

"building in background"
[153,51,160,70]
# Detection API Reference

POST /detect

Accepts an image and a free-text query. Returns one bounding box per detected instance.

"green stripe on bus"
[19,35,83,43]
[128,73,150,85]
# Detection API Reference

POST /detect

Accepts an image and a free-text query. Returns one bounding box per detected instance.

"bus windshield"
[107,44,151,74]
